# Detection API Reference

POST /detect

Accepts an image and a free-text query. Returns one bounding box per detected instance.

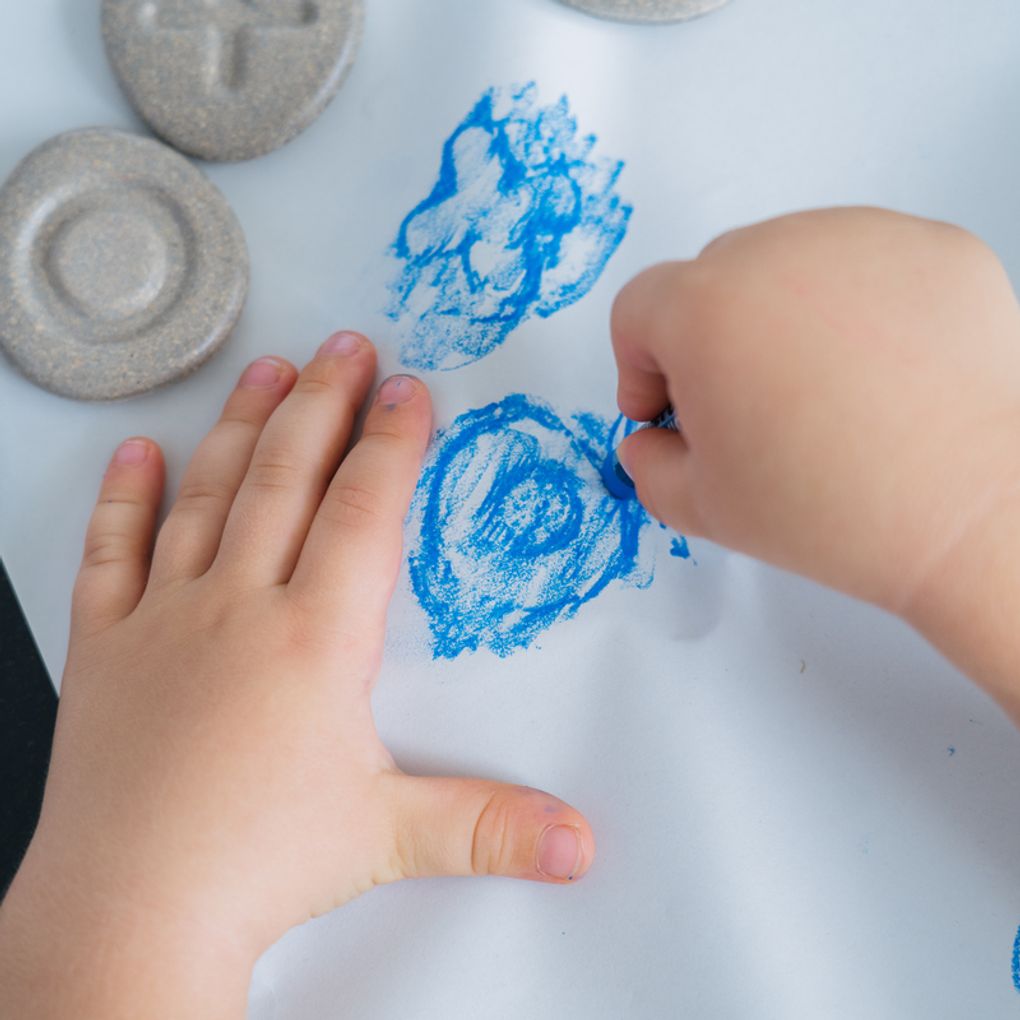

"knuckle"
[174,478,236,513]
[80,495,153,568]
[363,425,409,449]
[82,531,137,569]
[391,813,420,883]
[470,791,516,877]
[246,453,302,494]
[320,482,386,530]
[218,406,266,433]
[292,368,340,398]
[97,492,147,512]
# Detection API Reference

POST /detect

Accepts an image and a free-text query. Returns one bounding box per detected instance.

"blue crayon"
[600,407,680,499]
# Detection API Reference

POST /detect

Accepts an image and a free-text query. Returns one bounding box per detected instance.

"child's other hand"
[613,208,1020,713]
[1,335,592,1017]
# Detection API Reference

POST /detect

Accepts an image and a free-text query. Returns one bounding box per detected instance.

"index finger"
[610,260,690,422]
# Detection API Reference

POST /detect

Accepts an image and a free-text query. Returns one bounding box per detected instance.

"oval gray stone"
[102,0,364,162]
[558,0,729,22]
[0,128,249,401]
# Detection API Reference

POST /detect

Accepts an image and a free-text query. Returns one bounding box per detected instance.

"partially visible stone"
[558,0,729,23]
[0,128,249,401]
[102,0,364,162]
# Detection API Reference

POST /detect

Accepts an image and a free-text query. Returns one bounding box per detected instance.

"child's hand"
[0,335,593,1018]
[613,208,1020,715]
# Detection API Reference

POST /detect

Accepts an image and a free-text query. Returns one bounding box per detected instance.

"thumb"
[383,774,595,884]
[617,426,704,536]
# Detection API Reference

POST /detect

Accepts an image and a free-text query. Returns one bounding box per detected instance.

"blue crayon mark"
[388,83,632,371]
[947,745,956,757]
[1012,925,1020,992]
[408,394,651,658]
[670,536,691,560]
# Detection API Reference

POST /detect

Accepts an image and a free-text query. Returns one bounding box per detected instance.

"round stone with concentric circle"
[0,128,249,400]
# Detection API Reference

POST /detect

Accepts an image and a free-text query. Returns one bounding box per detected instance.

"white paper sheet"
[3,1,1020,1016]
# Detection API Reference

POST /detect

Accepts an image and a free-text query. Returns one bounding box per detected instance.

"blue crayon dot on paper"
[670,536,691,559]
[388,83,632,371]
[408,394,651,659]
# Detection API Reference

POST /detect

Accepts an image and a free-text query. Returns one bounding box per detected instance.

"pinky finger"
[73,438,165,635]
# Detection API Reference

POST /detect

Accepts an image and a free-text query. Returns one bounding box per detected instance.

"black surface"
[0,560,57,897]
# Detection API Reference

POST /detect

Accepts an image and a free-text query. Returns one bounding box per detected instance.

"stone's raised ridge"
[558,0,729,24]
[0,128,249,401]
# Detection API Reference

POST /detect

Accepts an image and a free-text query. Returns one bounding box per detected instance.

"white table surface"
[4,1,1020,1017]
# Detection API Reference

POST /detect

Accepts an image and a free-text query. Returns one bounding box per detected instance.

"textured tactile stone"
[0,128,249,401]
[102,0,364,161]
[558,0,729,22]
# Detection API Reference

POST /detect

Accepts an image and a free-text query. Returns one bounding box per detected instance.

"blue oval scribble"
[409,394,651,659]
[388,83,632,371]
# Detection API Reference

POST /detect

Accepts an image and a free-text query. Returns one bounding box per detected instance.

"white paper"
[4,1,1020,1016]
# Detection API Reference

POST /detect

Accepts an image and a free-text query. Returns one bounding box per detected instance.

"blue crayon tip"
[600,406,679,499]
[600,449,637,499]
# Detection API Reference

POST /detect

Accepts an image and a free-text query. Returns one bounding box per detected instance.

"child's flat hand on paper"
[613,207,1020,718]
[0,335,593,1019]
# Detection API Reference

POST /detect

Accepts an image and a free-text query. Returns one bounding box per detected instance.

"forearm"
[0,843,255,1020]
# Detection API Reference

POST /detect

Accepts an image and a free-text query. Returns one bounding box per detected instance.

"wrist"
[900,473,1020,723]
[0,838,257,1020]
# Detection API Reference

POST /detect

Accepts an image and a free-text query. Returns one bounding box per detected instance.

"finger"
[611,260,689,421]
[617,427,705,536]
[72,438,165,634]
[149,357,297,586]
[383,774,595,885]
[288,375,432,631]
[215,332,377,586]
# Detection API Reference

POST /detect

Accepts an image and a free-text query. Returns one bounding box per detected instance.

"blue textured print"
[388,83,632,371]
[409,394,651,659]
[1013,925,1020,992]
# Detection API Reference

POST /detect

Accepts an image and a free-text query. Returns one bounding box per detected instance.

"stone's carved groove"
[146,0,319,89]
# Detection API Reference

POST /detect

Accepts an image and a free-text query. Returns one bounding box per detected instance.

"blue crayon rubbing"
[408,394,651,659]
[1012,925,1020,992]
[388,83,632,371]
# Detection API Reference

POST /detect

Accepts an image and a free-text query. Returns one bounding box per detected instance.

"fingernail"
[320,331,362,356]
[240,357,284,389]
[536,825,582,881]
[113,439,150,466]
[377,375,417,407]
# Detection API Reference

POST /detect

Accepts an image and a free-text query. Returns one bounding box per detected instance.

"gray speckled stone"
[102,0,364,162]
[558,0,729,22]
[0,128,249,401]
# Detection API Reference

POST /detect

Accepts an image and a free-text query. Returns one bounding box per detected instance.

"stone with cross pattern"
[149,0,320,92]
[103,0,364,161]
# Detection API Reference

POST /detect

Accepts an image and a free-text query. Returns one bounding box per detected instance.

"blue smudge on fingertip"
[388,83,632,371]
[408,394,651,658]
